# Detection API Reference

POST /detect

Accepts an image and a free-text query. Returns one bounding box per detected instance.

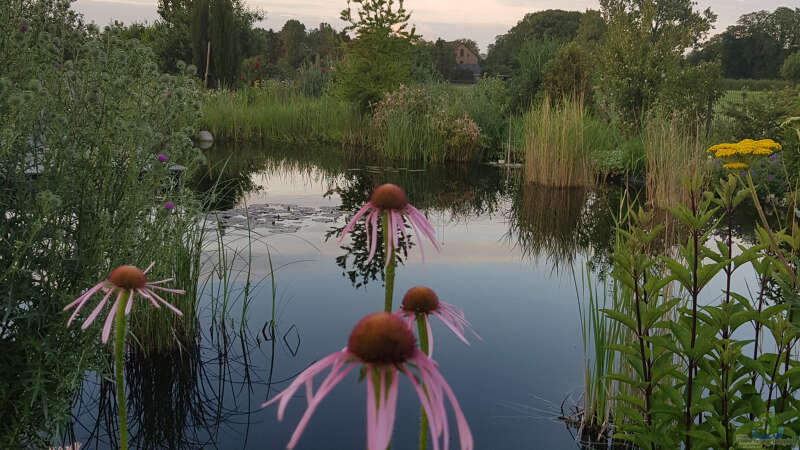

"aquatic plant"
[262,312,472,450]
[643,116,704,209]
[522,96,594,188]
[339,184,440,312]
[64,264,184,450]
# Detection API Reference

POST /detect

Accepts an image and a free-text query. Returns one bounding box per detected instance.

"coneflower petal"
[339,203,373,243]
[124,289,135,315]
[142,261,155,274]
[142,288,183,315]
[64,281,106,312]
[137,288,161,308]
[101,295,122,344]
[78,288,115,329]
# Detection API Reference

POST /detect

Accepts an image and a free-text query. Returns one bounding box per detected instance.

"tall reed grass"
[643,117,705,209]
[200,81,365,145]
[522,97,594,187]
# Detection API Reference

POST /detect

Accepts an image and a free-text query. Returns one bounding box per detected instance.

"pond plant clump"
[580,141,800,449]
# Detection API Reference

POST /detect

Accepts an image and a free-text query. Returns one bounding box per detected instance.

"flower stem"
[417,314,429,450]
[115,291,129,450]
[383,212,396,313]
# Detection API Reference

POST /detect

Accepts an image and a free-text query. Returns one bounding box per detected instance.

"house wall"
[454,44,479,65]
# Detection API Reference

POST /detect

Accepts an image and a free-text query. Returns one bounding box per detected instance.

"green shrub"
[781,51,800,83]
[1,3,203,445]
[461,77,510,157]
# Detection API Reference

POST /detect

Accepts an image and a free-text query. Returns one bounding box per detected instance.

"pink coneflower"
[157,153,168,162]
[263,312,472,450]
[338,184,439,265]
[64,264,184,343]
[398,286,479,356]
[164,201,174,210]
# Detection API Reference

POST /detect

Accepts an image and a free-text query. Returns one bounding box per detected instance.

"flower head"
[63,263,184,343]
[19,24,27,32]
[398,286,480,356]
[157,153,168,162]
[263,312,473,450]
[164,201,174,210]
[338,184,439,265]
[707,139,782,170]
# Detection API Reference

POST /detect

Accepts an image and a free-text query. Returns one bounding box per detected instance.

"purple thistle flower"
[770,153,779,162]
[263,312,473,450]
[164,201,174,210]
[19,24,27,32]
[339,184,440,265]
[157,153,168,162]
[740,171,746,178]
[768,174,775,182]
[63,264,184,343]
[397,286,480,356]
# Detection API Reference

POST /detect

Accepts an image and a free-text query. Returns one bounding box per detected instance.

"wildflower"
[63,264,184,343]
[19,24,27,32]
[262,312,473,450]
[157,153,168,162]
[339,184,439,264]
[397,286,479,356]
[164,201,174,210]
[725,162,749,170]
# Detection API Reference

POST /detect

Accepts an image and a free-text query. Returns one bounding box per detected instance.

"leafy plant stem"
[383,211,396,313]
[416,314,429,450]
[114,290,129,450]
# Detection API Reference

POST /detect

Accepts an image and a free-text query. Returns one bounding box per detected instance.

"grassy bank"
[200,81,365,145]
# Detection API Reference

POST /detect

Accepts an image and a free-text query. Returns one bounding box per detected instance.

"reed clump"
[643,117,705,209]
[200,81,365,145]
[522,96,594,187]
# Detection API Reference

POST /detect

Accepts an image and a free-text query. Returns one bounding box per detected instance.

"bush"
[1,3,203,445]
[781,51,800,83]
[508,39,560,113]
[462,77,510,158]
[541,42,593,103]
[371,84,481,162]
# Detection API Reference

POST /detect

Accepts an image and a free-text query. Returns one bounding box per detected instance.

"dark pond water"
[68,144,764,449]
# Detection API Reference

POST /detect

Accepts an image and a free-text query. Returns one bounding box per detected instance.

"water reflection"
[71,322,278,449]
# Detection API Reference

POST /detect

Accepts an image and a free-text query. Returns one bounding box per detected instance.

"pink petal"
[67,280,106,326]
[338,203,373,243]
[124,289,135,315]
[142,261,155,274]
[391,210,401,256]
[64,280,107,315]
[79,287,116,329]
[148,285,186,295]
[427,315,435,358]
[145,278,174,285]
[142,288,183,315]
[406,217,426,263]
[101,295,121,344]
[384,211,393,268]
[286,360,355,449]
[366,210,379,263]
[400,364,443,450]
[137,288,161,308]
[408,208,441,252]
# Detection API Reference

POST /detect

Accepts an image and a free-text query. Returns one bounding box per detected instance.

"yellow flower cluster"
[706,139,782,158]
[706,138,782,170]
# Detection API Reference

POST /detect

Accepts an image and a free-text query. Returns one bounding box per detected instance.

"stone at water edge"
[197,130,214,149]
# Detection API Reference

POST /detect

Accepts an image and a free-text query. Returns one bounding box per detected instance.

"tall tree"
[335,0,419,110]
[598,0,719,129]
[279,19,308,69]
[484,10,582,76]
[191,0,241,87]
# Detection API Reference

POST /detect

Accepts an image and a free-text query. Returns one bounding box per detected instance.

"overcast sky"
[73,0,795,52]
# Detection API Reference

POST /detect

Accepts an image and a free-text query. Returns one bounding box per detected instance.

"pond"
[68,144,762,449]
